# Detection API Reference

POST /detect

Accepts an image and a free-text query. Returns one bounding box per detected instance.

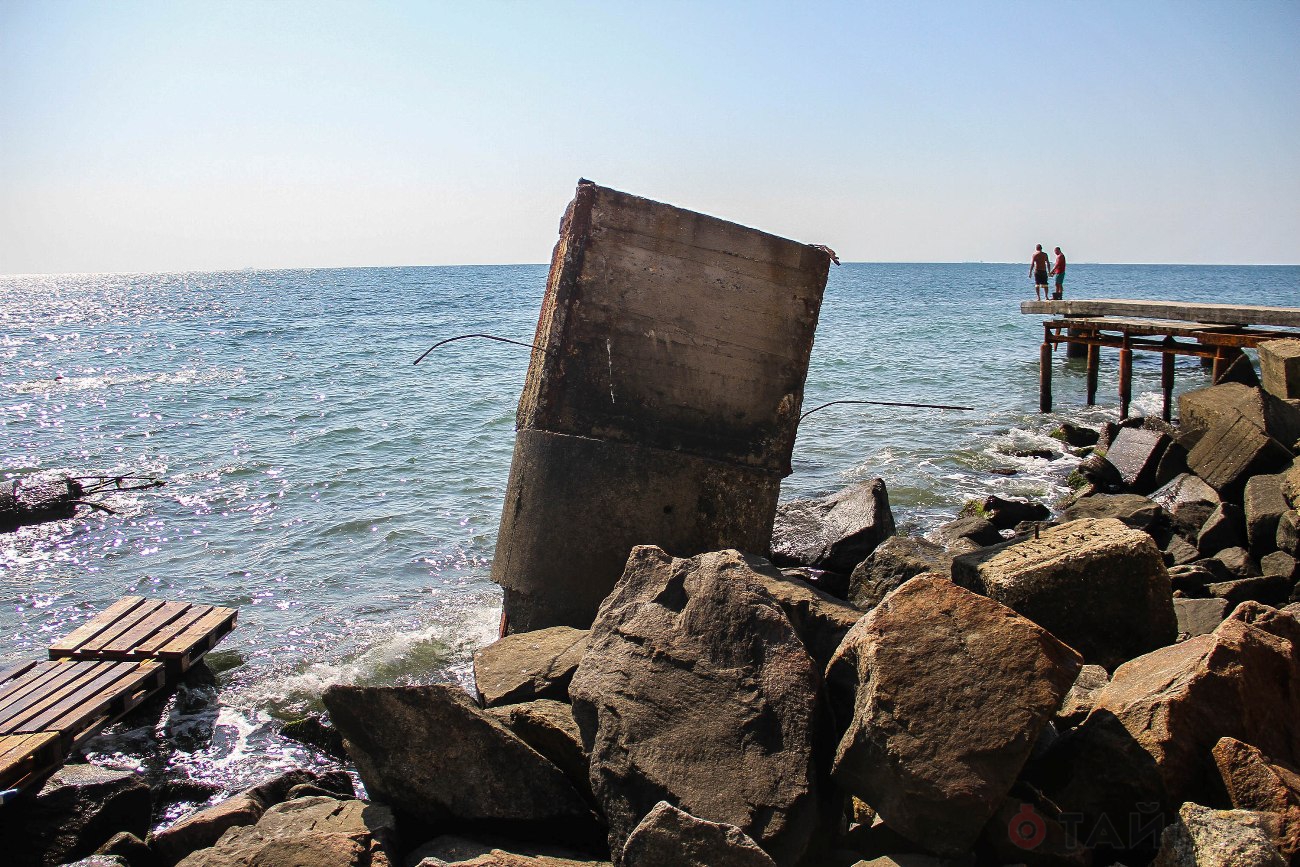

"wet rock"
[952,517,1176,669]
[1055,663,1110,729]
[1245,473,1289,557]
[621,801,777,867]
[928,515,1001,554]
[1208,574,1292,607]
[1175,597,1230,639]
[1212,737,1300,859]
[93,832,151,866]
[1008,447,1059,460]
[1277,510,1299,556]
[323,683,600,845]
[971,495,1051,530]
[1060,492,1168,533]
[1260,338,1300,401]
[1074,452,1124,493]
[1187,410,1294,502]
[286,783,348,801]
[828,576,1081,857]
[280,714,347,759]
[485,700,592,804]
[61,858,128,867]
[848,536,952,610]
[473,626,590,708]
[1261,550,1298,582]
[1216,351,1262,388]
[1042,602,1300,841]
[1198,503,1246,556]
[1151,473,1223,537]
[0,764,151,867]
[1153,802,1285,867]
[769,478,896,574]
[0,471,84,532]
[568,547,820,865]
[1104,426,1170,493]
[1053,422,1100,448]
[175,796,398,867]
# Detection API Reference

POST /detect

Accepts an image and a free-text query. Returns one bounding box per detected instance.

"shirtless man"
[1030,244,1050,301]
[1050,247,1066,299]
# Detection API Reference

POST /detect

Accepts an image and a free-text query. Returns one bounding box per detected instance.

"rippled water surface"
[1,262,1295,800]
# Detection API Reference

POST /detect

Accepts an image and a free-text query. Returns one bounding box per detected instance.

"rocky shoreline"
[7,340,1300,866]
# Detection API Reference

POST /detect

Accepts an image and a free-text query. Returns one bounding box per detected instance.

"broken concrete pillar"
[492,181,832,631]
[1260,339,1300,401]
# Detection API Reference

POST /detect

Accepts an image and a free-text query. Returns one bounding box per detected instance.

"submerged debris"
[1,471,165,532]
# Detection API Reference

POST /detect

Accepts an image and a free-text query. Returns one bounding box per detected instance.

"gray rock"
[1060,492,1169,532]
[1199,503,1246,556]
[569,547,820,865]
[621,801,777,867]
[1055,663,1110,728]
[1278,510,1300,556]
[1151,473,1223,537]
[742,555,864,669]
[953,518,1177,670]
[1165,535,1202,567]
[1153,803,1285,867]
[1208,575,1292,608]
[0,764,151,867]
[323,683,600,845]
[848,536,952,610]
[928,515,1002,554]
[1260,338,1300,401]
[1104,426,1170,493]
[1075,452,1124,493]
[1187,410,1293,502]
[1216,351,1262,388]
[1169,563,1216,596]
[829,576,1081,857]
[405,834,609,866]
[973,495,1051,530]
[1261,550,1298,582]
[769,479,896,573]
[175,796,399,867]
[1178,383,1298,449]
[1054,422,1100,448]
[1174,597,1230,639]
[485,700,592,804]
[473,626,590,707]
[1245,473,1289,557]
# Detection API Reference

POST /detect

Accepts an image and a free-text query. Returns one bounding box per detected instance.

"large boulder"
[1152,802,1285,867]
[927,515,1002,554]
[847,535,952,610]
[0,765,151,867]
[1244,473,1289,558]
[1178,382,1300,451]
[1186,410,1293,502]
[952,518,1177,669]
[621,801,777,867]
[473,626,590,707]
[1104,426,1170,493]
[485,700,592,804]
[1151,473,1223,538]
[769,479,896,573]
[741,555,864,669]
[1041,602,1300,843]
[1213,737,1300,859]
[568,547,821,866]
[1060,493,1169,533]
[1260,338,1300,402]
[971,495,1051,530]
[175,796,398,867]
[828,577,1082,857]
[322,684,601,845]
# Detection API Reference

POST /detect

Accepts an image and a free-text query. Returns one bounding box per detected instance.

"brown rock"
[1055,663,1110,728]
[1261,550,1298,582]
[473,626,590,707]
[744,555,864,669]
[952,517,1176,669]
[1260,338,1300,401]
[1277,509,1299,556]
[621,801,777,867]
[151,794,264,866]
[569,547,820,865]
[828,577,1082,857]
[1151,473,1223,537]
[1174,597,1230,640]
[406,835,608,866]
[485,700,592,804]
[1198,503,1246,556]
[1213,737,1300,859]
[1152,802,1285,867]
[1245,473,1289,557]
[1060,493,1169,532]
[928,515,1003,554]
[848,535,953,610]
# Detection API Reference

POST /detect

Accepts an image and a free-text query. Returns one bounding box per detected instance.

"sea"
[1,262,1296,815]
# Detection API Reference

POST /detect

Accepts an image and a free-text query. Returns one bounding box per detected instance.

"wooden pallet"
[0,659,163,791]
[48,596,238,674]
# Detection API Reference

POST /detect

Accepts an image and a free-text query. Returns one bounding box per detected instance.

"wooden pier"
[1022,299,1300,419]
[0,597,236,795]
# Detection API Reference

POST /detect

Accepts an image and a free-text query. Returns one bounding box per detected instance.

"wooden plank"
[1022,299,1300,328]
[47,596,147,657]
[0,661,38,684]
[73,599,167,655]
[0,731,62,790]
[152,607,237,658]
[16,661,159,734]
[0,662,113,734]
[101,600,194,655]
[0,662,78,727]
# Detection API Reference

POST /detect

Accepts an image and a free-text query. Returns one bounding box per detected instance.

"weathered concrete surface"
[473,626,590,707]
[568,547,820,866]
[494,182,832,631]
[1187,410,1294,501]
[1104,426,1170,493]
[952,518,1176,669]
[1151,473,1222,536]
[1260,338,1300,401]
[829,577,1081,857]
[494,430,781,631]
[1021,299,1300,327]
[1178,383,1300,451]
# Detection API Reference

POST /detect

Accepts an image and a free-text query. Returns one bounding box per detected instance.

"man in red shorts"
[1050,247,1066,299]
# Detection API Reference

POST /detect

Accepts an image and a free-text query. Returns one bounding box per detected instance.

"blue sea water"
[1,262,1296,804]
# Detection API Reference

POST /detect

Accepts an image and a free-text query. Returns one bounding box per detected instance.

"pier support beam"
[1039,337,1053,413]
[1161,337,1176,422]
[1119,338,1134,420]
[1086,343,1100,406]
[1066,327,1088,358]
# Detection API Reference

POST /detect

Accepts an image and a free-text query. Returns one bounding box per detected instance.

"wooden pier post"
[1161,337,1176,422]
[1118,337,1134,420]
[1086,343,1100,406]
[1039,334,1053,413]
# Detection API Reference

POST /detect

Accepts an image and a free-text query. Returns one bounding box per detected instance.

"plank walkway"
[1021,298,1300,419]
[0,597,237,795]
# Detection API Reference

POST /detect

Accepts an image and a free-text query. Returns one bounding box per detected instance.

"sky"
[1,0,1297,273]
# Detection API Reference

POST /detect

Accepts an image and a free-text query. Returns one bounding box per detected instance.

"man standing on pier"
[1030,244,1050,300]
[1050,247,1066,299]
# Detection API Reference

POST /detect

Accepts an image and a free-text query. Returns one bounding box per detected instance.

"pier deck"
[0,597,237,795]
[1020,299,1300,419]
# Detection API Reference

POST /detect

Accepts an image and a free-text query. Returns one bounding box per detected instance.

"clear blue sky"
[2,0,1297,273]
